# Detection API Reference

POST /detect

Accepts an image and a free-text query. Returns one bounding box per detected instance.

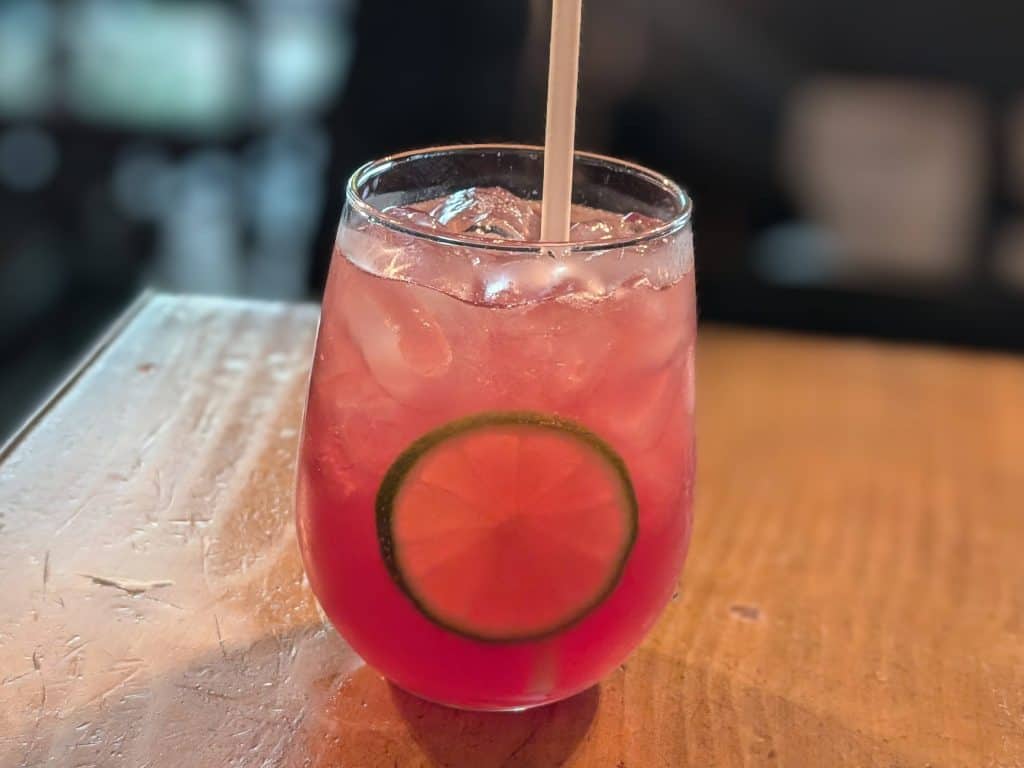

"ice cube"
[637,393,694,517]
[569,219,615,242]
[384,205,443,231]
[492,296,619,406]
[610,271,694,371]
[594,361,684,449]
[428,187,541,241]
[620,211,662,235]
[340,270,453,404]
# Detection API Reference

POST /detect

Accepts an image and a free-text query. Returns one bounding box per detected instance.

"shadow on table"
[390,679,599,767]
[7,621,597,767]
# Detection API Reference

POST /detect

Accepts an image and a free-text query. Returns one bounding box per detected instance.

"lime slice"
[376,411,638,642]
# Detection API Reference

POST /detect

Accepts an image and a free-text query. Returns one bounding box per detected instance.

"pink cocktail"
[296,145,695,710]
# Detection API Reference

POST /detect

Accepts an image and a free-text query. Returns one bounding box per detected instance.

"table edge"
[0,290,158,462]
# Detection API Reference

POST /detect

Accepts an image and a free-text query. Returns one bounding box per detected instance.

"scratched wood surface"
[1,293,1022,767]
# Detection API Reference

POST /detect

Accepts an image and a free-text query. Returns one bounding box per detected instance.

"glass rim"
[345,143,692,254]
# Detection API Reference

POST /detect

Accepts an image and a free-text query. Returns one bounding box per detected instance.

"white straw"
[539,0,584,243]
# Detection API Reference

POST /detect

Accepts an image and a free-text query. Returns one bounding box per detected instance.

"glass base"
[388,678,591,712]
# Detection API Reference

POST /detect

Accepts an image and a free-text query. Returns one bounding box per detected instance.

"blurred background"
[2,0,1023,438]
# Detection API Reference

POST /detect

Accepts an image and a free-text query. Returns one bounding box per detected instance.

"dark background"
[2,0,1023,439]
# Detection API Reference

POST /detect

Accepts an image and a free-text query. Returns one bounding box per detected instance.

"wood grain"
[1,294,1022,767]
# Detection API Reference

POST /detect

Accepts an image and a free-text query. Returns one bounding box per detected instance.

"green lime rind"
[375,410,638,643]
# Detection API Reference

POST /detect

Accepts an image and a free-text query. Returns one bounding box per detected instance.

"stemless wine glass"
[296,145,695,710]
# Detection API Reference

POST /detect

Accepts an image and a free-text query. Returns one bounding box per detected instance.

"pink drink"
[296,147,695,710]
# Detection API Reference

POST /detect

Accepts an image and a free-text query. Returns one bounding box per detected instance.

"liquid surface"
[296,188,696,709]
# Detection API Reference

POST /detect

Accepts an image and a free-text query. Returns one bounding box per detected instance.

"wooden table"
[1,293,1022,767]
